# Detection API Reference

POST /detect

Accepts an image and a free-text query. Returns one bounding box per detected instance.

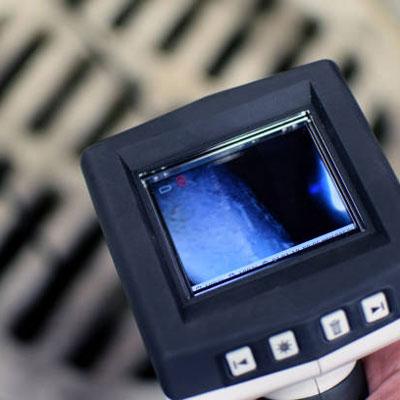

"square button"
[321,309,350,341]
[361,292,390,323]
[225,346,257,377]
[269,331,299,361]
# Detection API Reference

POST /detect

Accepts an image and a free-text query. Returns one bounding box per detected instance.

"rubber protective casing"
[81,60,400,399]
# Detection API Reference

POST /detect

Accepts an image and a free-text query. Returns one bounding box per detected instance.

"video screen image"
[144,119,357,293]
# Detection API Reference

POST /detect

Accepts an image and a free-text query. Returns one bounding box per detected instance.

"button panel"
[269,330,300,361]
[222,290,394,382]
[225,346,257,377]
[361,292,390,323]
[321,309,350,341]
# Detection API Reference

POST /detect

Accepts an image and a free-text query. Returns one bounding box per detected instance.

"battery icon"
[159,185,172,194]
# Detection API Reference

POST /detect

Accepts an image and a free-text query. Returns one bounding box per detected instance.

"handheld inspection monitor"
[81,60,400,400]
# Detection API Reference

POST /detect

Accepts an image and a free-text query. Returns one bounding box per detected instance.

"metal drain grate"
[0,1,399,399]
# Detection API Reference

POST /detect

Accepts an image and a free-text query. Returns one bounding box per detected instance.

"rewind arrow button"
[226,346,257,377]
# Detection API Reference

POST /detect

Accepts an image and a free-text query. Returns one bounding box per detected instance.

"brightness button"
[269,330,300,361]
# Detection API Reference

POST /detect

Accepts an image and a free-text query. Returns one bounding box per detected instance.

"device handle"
[266,361,368,400]
[316,362,368,400]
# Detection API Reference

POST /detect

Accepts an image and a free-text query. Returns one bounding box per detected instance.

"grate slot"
[271,17,320,74]
[0,157,12,192]
[66,286,128,370]
[158,0,209,52]
[0,16,9,35]
[28,57,93,132]
[10,221,103,342]
[75,83,139,155]
[64,0,89,9]
[206,0,277,78]
[111,0,146,30]
[341,56,360,84]
[371,108,391,146]
[0,188,59,279]
[0,32,49,104]
[132,357,157,381]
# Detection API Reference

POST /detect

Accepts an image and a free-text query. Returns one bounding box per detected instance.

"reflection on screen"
[143,116,357,294]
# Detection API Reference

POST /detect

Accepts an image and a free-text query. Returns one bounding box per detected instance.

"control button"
[321,310,350,341]
[269,331,299,361]
[361,292,390,323]
[225,346,257,377]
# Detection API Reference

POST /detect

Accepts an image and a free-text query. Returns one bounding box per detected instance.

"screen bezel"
[139,111,363,297]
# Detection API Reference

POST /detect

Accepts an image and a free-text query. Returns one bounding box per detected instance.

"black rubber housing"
[81,60,400,399]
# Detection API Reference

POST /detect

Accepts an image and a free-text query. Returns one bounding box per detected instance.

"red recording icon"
[176,175,187,187]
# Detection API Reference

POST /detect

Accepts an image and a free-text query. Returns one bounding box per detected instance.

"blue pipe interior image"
[148,122,355,292]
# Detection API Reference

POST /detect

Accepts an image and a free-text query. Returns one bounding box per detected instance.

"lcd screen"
[142,114,358,294]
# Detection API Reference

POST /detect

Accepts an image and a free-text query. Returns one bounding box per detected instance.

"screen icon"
[159,185,172,194]
[176,175,187,187]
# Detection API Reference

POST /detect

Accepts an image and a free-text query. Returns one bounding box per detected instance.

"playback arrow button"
[361,292,390,324]
[371,304,384,314]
